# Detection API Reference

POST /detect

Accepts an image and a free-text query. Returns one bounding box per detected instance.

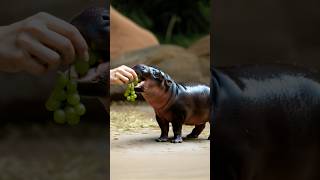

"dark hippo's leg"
[155,116,169,142]
[171,121,183,143]
[186,124,206,138]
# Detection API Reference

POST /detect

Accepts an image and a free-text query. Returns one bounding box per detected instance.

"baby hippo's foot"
[155,136,169,142]
[171,135,183,143]
[186,133,199,139]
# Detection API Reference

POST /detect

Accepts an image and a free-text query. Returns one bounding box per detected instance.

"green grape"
[65,105,81,125]
[45,98,61,111]
[51,88,67,101]
[67,93,80,105]
[74,103,86,116]
[65,106,77,121]
[67,80,78,94]
[67,115,80,126]
[54,109,66,124]
[74,60,90,76]
[124,88,131,97]
[56,72,68,88]
[46,50,97,125]
[124,79,139,102]
[133,79,139,86]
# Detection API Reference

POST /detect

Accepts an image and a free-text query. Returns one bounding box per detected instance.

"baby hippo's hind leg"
[186,124,206,138]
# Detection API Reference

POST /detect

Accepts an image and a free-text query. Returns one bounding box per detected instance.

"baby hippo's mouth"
[134,80,145,92]
[132,64,148,93]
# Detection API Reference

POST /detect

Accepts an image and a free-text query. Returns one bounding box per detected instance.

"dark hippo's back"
[212,64,320,180]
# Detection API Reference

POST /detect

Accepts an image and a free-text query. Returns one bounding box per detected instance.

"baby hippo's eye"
[151,71,162,82]
[156,71,164,79]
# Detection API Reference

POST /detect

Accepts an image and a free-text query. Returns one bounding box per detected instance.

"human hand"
[0,12,89,75]
[110,65,137,85]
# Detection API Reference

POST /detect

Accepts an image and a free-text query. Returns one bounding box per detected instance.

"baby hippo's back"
[176,85,210,125]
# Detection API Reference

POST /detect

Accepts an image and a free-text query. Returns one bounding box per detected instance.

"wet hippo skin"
[211,64,320,180]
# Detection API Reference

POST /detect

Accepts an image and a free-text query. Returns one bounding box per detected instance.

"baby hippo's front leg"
[171,121,183,143]
[155,116,169,142]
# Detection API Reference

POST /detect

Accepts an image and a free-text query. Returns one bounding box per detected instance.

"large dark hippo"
[211,64,320,180]
[133,64,210,143]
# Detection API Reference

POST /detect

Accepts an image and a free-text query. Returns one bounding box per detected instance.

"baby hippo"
[132,64,210,143]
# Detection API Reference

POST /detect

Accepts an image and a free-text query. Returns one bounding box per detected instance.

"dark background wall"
[212,0,320,69]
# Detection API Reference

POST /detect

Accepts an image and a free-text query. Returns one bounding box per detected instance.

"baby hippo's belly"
[184,114,209,125]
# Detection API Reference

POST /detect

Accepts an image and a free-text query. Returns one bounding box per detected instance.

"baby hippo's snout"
[132,64,149,80]
[132,64,149,92]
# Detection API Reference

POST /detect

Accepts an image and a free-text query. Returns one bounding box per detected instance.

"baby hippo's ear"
[165,79,173,88]
[158,72,165,81]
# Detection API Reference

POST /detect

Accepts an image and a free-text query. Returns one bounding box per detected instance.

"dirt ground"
[110,102,210,180]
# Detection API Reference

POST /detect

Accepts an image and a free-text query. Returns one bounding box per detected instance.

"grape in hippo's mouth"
[134,81,145,92]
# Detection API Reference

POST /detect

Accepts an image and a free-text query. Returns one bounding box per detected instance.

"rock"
[188,35,210,61]
[110,7,159,59]
[188,35,210,85]
[110,45,210,97]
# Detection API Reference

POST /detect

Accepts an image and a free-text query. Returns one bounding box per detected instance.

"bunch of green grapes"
[124,79,139,102]
[45,72,86,125]
[45,53,98,125]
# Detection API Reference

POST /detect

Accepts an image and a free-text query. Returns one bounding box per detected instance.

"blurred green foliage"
[112,0,211,47]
